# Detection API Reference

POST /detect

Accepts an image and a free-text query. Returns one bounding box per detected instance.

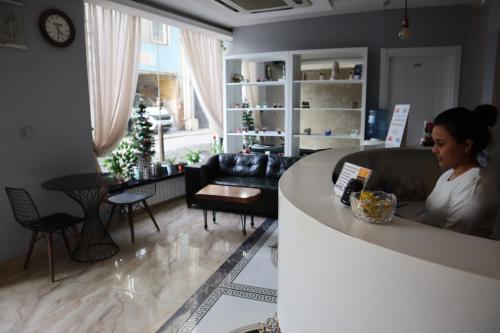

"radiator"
[146,175,185,206]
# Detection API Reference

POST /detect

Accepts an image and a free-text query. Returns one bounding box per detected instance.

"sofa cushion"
[218,154,267,177]
[266,155,301,179]
[212,176,279,191]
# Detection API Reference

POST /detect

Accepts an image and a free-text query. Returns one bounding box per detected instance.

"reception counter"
[278,147,500,333]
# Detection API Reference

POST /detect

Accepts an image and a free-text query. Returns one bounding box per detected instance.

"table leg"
[251,215,254,228]
[65,188,119,263]
[240,214,247,235]
[212,210,217,224]
[203,209,208,230]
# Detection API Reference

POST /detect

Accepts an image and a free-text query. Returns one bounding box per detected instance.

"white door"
[380,47,461,146]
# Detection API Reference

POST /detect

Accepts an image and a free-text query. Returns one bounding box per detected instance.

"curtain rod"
[84,0,233,41]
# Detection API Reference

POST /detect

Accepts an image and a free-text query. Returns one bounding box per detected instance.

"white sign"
[334,162,372,197]
[385,104,410,147]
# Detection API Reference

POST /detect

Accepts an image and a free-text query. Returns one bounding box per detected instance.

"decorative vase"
[166,164,174,175]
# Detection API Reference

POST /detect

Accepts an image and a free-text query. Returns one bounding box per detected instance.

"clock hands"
[52,22,64,41]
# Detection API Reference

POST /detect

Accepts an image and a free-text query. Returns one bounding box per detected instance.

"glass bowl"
[350,191,397,224]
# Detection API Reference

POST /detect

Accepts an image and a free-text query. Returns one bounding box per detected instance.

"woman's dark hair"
[434,104,497,154]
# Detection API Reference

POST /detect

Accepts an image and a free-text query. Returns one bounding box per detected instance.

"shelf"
[227,81,285,87]
[294,134,361,140]
[227,108,285,111]
[294,108,362,111]
[228,131,285,137]
[293,79,363,85]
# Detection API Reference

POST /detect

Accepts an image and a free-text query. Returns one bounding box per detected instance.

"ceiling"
[134,0,481,30]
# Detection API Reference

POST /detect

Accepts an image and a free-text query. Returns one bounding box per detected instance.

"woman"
[421,104,498,236]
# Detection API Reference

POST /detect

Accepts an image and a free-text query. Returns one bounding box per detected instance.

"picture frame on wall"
[0,0,26,49]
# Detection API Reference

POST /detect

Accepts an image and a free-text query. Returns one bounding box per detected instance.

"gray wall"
[231,5,489,110]
[481,0,500,103]
[0,0,95,263]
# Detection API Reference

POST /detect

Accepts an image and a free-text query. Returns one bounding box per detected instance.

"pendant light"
[398,0,411,40]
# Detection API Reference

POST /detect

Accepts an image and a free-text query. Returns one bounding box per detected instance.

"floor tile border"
[156,218,276,333]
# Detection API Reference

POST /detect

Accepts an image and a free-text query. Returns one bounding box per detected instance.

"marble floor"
[163,220,278,333]
[0,198,267,333]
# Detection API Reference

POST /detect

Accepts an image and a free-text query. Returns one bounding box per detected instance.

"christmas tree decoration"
[131,103,155,160]
[242,110,255,131]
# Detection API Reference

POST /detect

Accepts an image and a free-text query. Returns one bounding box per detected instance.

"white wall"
[0,0,96,263]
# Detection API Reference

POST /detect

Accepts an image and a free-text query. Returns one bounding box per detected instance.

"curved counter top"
[277,147,500,333]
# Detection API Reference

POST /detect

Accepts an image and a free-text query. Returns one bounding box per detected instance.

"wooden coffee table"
[195,184,261,234]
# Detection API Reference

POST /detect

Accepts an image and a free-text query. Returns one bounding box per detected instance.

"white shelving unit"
[293,134,361,139]
[290,47,368,155]
[223,47,368,156]
[223,51,291,154]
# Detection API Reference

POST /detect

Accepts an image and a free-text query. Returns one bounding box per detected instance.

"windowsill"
[163,128,212,139]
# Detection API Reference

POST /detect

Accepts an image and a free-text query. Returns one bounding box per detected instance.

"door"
[380,47,461,146]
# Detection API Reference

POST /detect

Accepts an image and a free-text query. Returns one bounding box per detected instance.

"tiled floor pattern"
[158,220,278,333]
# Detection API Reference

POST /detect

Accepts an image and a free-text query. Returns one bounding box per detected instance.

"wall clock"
[39,9,75,47]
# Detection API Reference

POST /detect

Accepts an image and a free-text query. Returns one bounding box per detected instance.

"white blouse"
[422,167,494,236]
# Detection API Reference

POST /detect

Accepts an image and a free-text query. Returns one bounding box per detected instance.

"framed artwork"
[0,0,26,49]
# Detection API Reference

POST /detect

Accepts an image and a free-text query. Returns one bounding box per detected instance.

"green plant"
[103,139,137,180]
[131,103,155,159]
[165,155,177,165]
[210,135,223,155]
[185,149,201,165]
[242,110,255,131]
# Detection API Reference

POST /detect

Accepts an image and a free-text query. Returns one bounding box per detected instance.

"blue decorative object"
[324,129,332,136]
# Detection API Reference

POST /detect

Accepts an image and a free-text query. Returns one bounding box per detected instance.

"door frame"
[379,46,462,109]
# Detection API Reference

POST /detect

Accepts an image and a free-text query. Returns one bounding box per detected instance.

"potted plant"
[165,156,177,174]
[103,139,137,181]
[210,135,224,155]
[177,162,186,172]
[152,161,164,178]
[185,149,202,165]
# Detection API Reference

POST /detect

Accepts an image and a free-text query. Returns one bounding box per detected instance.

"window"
[132,19,212,162]
[151,21,168,44]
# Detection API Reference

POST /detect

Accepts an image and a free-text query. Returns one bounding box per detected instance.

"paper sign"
[385,104,410,147]
[334,162,372,197]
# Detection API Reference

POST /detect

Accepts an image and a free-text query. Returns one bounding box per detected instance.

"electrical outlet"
[20,127,33,140]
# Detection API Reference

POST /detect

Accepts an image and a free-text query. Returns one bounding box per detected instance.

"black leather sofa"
[185,153,300,218]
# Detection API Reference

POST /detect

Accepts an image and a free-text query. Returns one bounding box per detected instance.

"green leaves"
[103,139,138,179]
[185,149,201,165]
[131,103,155,157]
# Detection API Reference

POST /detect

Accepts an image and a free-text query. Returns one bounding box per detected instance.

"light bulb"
[398,16,411,40]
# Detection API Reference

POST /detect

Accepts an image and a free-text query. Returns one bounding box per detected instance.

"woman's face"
[431,125,469,169]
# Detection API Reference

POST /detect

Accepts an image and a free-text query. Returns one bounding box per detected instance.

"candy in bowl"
[350,190,397,224]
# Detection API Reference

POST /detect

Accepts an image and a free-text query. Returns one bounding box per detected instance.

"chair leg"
[61,229,72,254]
[46,232,55,282]
[106,204,116,231]
[142,200,160,232]
[127,204,135,243]
[24,231,39,270]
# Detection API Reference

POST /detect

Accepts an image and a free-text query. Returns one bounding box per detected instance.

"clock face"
[39,9,75,47]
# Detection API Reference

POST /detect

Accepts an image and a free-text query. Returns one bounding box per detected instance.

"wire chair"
[5,187,83,282]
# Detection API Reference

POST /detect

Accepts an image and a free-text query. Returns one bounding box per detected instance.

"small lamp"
[398,0,411,40]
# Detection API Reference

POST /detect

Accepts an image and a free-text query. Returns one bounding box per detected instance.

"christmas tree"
[242,110,255,131]
[131,102,155,160]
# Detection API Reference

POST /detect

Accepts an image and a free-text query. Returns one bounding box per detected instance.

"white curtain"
[85,2,142,156]
[242,61,261,128]
[180,30,223,136]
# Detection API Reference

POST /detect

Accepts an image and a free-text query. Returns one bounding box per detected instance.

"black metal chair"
[5,187,84,282]
[105,182,160,243]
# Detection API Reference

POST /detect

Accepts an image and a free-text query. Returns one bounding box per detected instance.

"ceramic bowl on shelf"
[350,190,397,224]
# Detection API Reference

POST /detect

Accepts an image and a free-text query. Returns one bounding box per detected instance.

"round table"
[42,173,120,262]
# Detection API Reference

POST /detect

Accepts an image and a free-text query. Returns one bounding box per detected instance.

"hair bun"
[474,104,498,127]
